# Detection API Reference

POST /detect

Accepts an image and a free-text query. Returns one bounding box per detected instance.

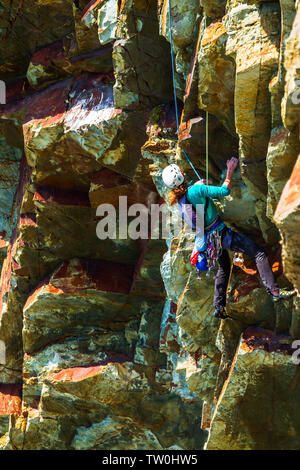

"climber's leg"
[228,231,296,301]
[229,230,278,294]
[214,248,231,309]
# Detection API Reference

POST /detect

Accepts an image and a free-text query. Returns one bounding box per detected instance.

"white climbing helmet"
[162,164,184,189]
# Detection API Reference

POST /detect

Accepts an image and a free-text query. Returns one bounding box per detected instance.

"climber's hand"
[195,179,212,185]
[226,157,239,173]
[202,178,213,185]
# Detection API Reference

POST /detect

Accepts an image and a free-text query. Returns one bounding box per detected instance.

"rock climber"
[162,158,297,319]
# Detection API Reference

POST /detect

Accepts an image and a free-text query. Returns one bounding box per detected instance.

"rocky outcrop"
[275,156,300,294]
[0,0,299,451]
[207,347,300,450]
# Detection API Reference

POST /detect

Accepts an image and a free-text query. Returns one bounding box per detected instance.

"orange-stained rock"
[48,364,108,383]
[24,258,136,314]
[201,21,226,47]
[0,384,22,416]
[22,257,145,353]
[266,125,300,219]
[21,74,150,191]
[282,3,300,131]
[275,155,300,221]
[22,75,127,191]
[274,155,300,292]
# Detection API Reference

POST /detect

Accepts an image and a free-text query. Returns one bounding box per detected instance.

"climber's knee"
[254,249,267,262]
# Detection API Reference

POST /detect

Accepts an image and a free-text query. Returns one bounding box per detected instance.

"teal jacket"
[186,182,231,233]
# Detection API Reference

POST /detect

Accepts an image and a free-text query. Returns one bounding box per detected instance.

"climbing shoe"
[272,288,297,303]
[214,306,230,319]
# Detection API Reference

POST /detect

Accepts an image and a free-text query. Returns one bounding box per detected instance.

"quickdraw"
[206,231,223,272]
[233,252,257,275]
[190,229,223,277]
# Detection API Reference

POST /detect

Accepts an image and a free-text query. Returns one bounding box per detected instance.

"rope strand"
[206,111,209,184]
[168,0,180,133]
[167,1,208,183]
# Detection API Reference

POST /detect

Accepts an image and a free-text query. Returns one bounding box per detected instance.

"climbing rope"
[167,0,180,133]
[167,1,209,183]
[206,112,209,184]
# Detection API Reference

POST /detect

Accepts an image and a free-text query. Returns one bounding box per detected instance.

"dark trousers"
[214,230,279,308]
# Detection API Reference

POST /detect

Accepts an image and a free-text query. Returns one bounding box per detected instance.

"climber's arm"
[191,157,239,199]
[191,182,231,198]
[223,157,238,190]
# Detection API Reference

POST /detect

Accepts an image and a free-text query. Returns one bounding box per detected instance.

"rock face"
[0,0,299,451]
[207,348,300,450]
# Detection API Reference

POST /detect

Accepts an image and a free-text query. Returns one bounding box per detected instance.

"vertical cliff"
[0,0,299,450]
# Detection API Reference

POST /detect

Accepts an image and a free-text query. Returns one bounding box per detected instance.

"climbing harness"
[167,0,209,183]
[180,194,223,277]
